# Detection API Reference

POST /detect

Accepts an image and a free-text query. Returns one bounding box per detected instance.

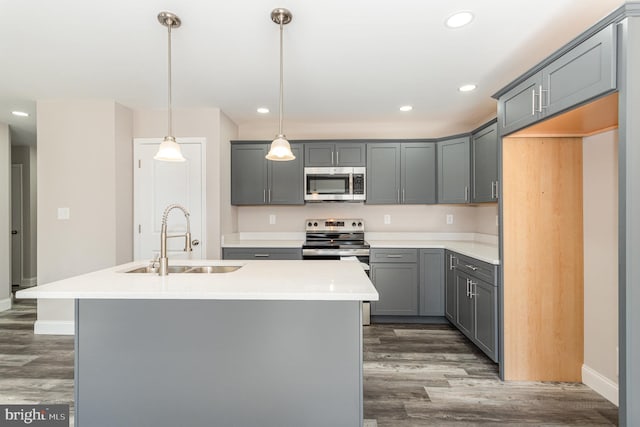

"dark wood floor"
[0,297,618,426]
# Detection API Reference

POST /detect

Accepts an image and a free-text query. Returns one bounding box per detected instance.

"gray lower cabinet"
[370,249,419,316]
[437,136,471,204]
[498,24,616,136]
[231,142,303,205]
[445,251,498,362]
[419,249,444,316]
[472,122,498,203]
[222,247,302,260]
[367,142,436,205]
[304,142,365,167]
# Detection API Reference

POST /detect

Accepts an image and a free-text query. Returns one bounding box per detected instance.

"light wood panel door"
[503,137,584,382]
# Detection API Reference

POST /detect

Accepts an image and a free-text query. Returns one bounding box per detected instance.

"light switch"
[269,214,276,225]
[446,214,454,225]
[57,207,70,220]
[383,214,391,225]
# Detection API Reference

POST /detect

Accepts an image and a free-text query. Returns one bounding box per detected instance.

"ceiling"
[0,0,623,146]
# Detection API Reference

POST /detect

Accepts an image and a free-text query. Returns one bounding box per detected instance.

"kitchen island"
[17,260,378,427]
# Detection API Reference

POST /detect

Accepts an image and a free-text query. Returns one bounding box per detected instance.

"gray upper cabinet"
[402,143,437,204]
[419,249,444,316]
[472,122,498,203]
[367,142,436,205]
[231,144,269,205]
[304,142,365,167]
[231,142,304,205]
[498,24,616,136]
[366,144,401,204]
[437,136,470,204]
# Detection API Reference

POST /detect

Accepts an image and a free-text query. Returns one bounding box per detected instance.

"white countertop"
[221,232,500,265]
[15,260,378,301]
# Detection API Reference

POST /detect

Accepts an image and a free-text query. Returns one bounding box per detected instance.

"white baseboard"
[34,320,75,336]
[21,277,37,287]
[0,297,11,312]
[582,364,619,406]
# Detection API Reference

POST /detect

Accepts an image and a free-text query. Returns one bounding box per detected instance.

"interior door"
[134,138,206,261]
[11,164,23,286]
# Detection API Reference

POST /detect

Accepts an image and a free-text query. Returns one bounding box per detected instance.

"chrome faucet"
[158,204,193,276]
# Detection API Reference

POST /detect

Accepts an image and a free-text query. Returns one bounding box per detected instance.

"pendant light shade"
[266,8,295,162]
[154,11,185,162]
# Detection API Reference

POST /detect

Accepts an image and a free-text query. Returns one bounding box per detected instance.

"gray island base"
[75,299,363,427]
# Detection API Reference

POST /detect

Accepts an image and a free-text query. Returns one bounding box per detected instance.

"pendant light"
[154,11,185,162]
[266,8,295,161]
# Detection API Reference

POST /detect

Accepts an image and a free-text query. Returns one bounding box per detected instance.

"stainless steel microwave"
[304,167,366,201]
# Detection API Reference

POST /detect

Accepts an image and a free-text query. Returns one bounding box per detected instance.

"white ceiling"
[0,0,623,146]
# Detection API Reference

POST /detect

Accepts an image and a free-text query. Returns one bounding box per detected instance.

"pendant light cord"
[167,21,173,137]
[278,17,284,136]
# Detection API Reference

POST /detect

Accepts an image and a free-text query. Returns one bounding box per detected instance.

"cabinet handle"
[466,278,471,298]
[449,255,456,270]
[254,254,270,258]
[336,151,339,165]
[465,264,478,271]
[491,181,495,199]
[397,188,400,203]
[331,151,334,165]
[531,89,536,116]
[538,85,545,113]
[263,189,266,203]
[494,181,499,200]
[469,281,478,298]
[464,186,469,202]
[268,189,271,203]
[386,254,403,258]
[402,188,405,203]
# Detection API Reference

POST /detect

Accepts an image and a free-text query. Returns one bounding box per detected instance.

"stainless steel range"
[302,218,371,325]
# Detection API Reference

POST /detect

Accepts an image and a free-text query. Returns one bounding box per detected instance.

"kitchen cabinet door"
[366,143,401,204]
[231,144,268,205]
[438,136,471,204]
[304,143,334,167]
[455,270,474,337]
[370,263,419,316]
[473,279,498,361]
[544,24,616,117]
[444,251,457,322]
[269,143,304,205]
[497,73,543,137]
[472,122,498,203]
[419,249,444,316]
[402,143,437,204]
[335,143,366,166]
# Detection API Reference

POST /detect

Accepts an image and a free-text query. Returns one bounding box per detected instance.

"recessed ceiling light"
[445,11,474,29]
[11,111,29,117]
[399,105,413,112]
[458,84,477,92]
[257,107,270,114]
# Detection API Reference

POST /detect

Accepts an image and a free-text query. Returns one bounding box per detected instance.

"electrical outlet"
[57,207,70,220]
[496,215,499,226]
[446,214,453,225]
[383,214,391,225]
[269,214,276,225]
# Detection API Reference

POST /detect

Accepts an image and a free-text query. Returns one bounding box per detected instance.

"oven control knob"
[357,222,362,227]
[352,222,356,227]
[313,222,318,227]
[307,222,313,227]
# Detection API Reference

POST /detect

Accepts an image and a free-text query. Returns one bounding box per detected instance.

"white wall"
[0,123,11,311]
[133,107,236,259]
[36,100,133,329]
[220,112,239,237]
[583,129,618,404]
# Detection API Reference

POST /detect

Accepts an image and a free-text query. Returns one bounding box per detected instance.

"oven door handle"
[302,248,371,256]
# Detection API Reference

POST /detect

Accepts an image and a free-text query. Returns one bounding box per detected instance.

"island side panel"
[75,299,363,427]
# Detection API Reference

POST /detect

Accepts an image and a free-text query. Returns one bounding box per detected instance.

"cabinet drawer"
[454,253,496,285]
[370,248,418,263]
[222,248,302,260]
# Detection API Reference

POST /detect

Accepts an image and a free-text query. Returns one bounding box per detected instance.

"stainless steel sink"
[124,265,241,274]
